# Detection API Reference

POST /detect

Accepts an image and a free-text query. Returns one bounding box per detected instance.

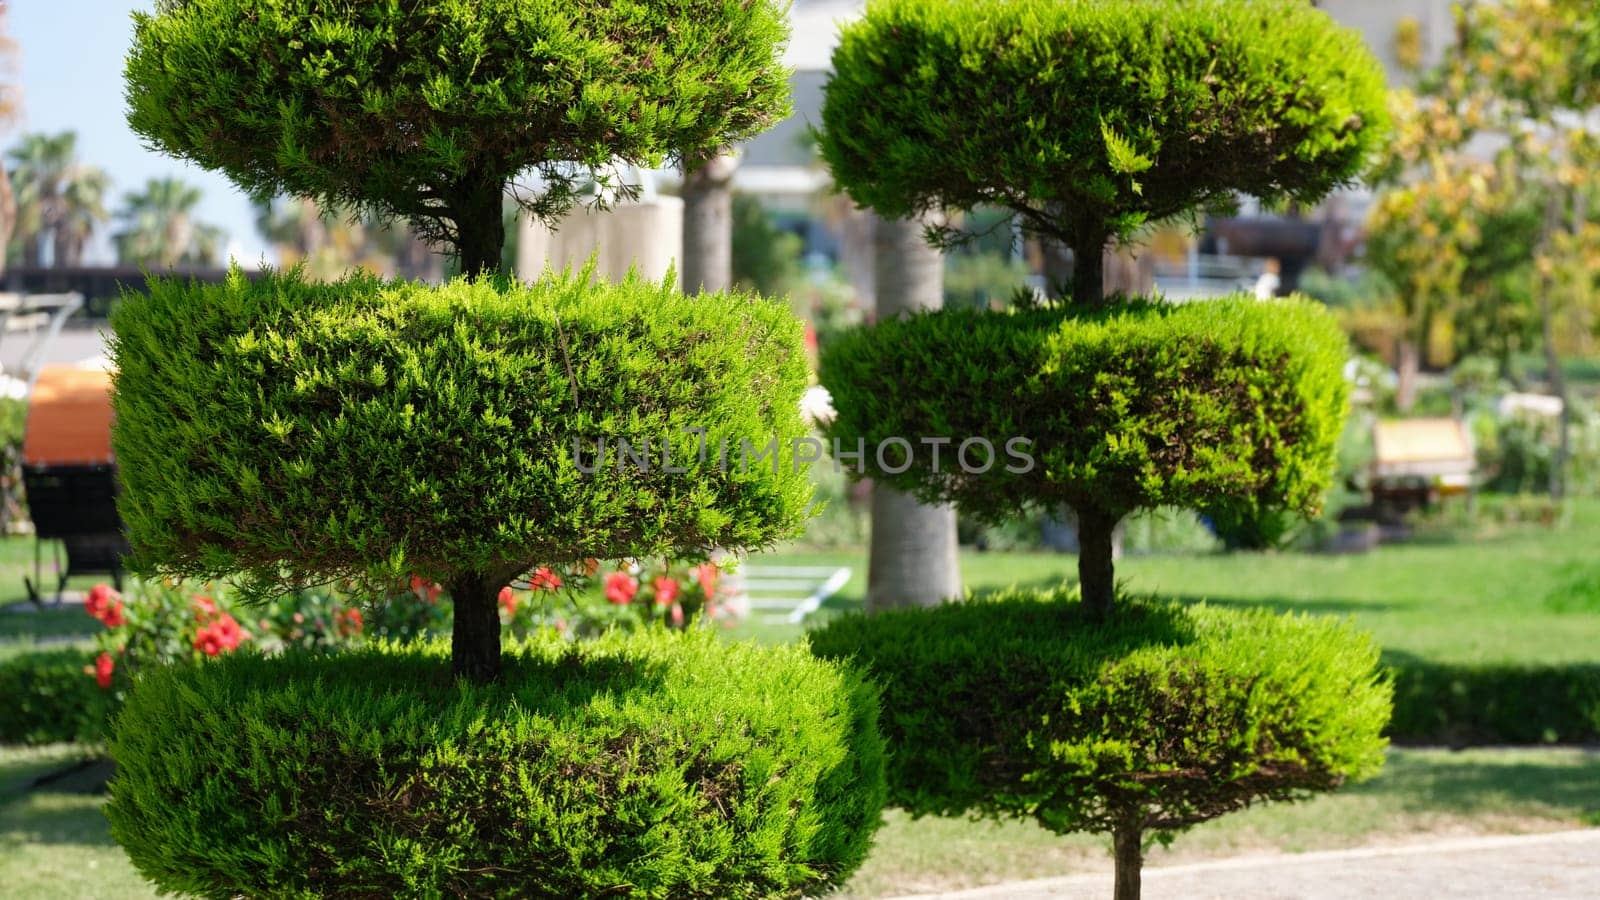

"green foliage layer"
[107,632,886,898]
[808,589,1391,835]
[819,0,1388,249]
[0,648,116,745]
[111,268,813,592]
[819,296,1349,523]
[125,0,791,256]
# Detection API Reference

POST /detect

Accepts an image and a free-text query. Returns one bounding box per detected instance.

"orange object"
[22,365,114,466]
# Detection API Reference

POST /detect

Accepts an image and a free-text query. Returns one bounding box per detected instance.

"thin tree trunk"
[1077,506,1120,619]
[1539,192,1571,500]
[1113,823,1143,900]
[681,151,738,295]
[455,177,506,281]
[1395,337,1420,413]
[1072,232,1108,307]
[866,213,962,611]
[449,571,502,684]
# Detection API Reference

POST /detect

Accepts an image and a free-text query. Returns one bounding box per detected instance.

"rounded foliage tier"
[808,589,1391,834]
[107,632,886,898]
[125,0,791,239]
[818,295,1349,522]
[818,0,1389,243]
[111,268,814,589]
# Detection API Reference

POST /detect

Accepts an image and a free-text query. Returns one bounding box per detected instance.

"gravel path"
[890,830,1600,900]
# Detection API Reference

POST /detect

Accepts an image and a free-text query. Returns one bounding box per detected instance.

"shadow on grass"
[1347,748,1600,821]
[0,792,119,848]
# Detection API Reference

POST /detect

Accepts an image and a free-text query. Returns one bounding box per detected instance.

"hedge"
[0,648,118,745]
[107,631,886,898]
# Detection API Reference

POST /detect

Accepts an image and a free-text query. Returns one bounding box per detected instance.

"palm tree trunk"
[0,166,12,277]
[866,214,962,612]
[681,152,738,295]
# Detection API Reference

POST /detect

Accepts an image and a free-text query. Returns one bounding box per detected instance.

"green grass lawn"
[741,501,1600,665]
[2,743,1596,900]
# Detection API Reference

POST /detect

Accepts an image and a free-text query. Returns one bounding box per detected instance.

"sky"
[8,2,272,266]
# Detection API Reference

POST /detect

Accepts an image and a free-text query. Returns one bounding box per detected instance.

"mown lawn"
[744,501,1600,665]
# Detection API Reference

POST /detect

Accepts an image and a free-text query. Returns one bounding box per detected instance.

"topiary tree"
[815,0,1388,616]
[818,0,1388,307]
[125,0,791,279]
[809,589,1392,900]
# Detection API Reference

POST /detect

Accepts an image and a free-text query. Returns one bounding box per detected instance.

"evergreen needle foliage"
[818,0,1389,275]
[108,632,887,898]
[111,267,815,597]
[820,295,1349,537]
[125,0,792,276]
[809,589,1391,854]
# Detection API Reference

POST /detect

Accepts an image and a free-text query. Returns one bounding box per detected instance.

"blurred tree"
[8,132,110,267]
[255,196,442,282]
[113,177,225,268]
[730,191,803,298]
[1373,0,1600,494]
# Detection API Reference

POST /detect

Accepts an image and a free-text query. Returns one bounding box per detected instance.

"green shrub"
[809,589,1389,888]
[817,0,1388,305]
[112,266,813,679]
[126,0,792,276]
[820,296,1349,611]
[1387,659,1600,745]
[0,648,118,745]
[107,631,885,899]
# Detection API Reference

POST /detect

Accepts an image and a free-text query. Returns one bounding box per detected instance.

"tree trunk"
[866,213,962,611]
[1077,506,1120,619]
[0,166,13,277]
[1395,337,1420,412]
[867,487,962,611]
[449,571,502,684]
[1042,237,1074,300]
[681,151,738,295]
[455,177,506,281]
[1113,823,1143,900]
[1072,232,1108,307]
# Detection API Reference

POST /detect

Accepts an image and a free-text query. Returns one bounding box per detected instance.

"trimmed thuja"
[810,589,1392,900]
[815,0,1388,616]
[111,269,814,682]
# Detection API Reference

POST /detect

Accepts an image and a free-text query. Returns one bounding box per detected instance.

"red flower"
[693,563,719,597]
[652,576,680,607]
[604,572,638,605]
[85,652,114,689]
[85,583,118,623]
[410,575,443,603]
[192,595,218,618]
[669,603,685,627]
[579,558,600,577]
[529,567,562,592]
[498,586,517,615]
[338,607,364,636]
[100,600,125,629]
[194,613,245,656]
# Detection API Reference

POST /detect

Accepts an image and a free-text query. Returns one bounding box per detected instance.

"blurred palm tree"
[0,5,21,274]
[8,131,111,267]
[114,177,225,268]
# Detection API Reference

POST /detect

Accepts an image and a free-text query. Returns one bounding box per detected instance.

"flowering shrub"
[83,580,370,695]
[497,558,731,638]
